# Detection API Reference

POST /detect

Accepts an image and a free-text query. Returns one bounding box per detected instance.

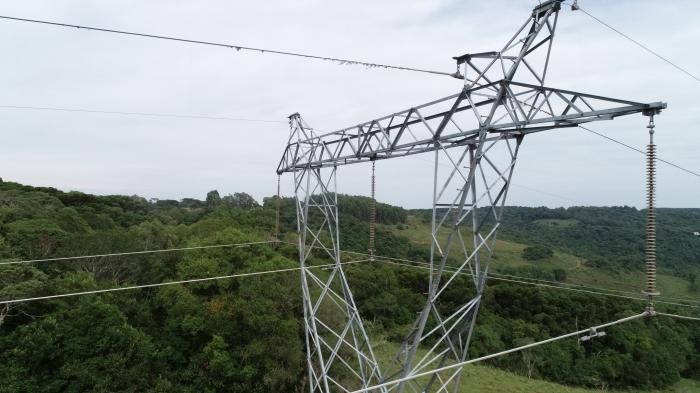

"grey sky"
[0,0,698,208]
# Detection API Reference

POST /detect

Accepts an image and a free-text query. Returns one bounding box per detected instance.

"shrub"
[522,245,554,261]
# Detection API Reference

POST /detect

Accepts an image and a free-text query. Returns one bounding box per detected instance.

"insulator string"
[644,113,660,309]
[369,160,377,260]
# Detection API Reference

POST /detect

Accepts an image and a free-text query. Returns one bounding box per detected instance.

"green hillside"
[0,180,698,392]
[382,215,697,300]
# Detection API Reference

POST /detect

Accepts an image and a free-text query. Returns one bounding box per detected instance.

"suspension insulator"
[275,174,281,241]
[643,115,660,307]
[369,160,376,260]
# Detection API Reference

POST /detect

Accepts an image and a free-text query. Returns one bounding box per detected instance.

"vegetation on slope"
[0,180,698,392]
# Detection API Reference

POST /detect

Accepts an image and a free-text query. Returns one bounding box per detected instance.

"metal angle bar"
[557,92,583,115]
[501,93,521,124]
[307,270,349,315]
[302,272,329,393]
[436,148,471,201]
[477,165,498,219]
[434,185,467,237]
[466,58,500,90]
[434,225,499,300]
[414,108,438,138]
[418,297,479,345]
[523,34,552,57]
[422,298,483,392]
[320,314,362,375]
[527,90,548,120]
[411,299,480,372]
[326,375,353,393]
[540,11,559,83]
[509,81,655,107]
[449,116,466,133]
[434,92,466,138]
[471,177,510,234]
[499,53,508,80]
[335,275,383,388]
[455,227,478,286]
[302,274,333,393]
[464,93,485,127]
[490,103,650,131]
[578,95,596,112]
[426,305,461,359]
[303,219,334,262]
[510,86,539,98]
[455,169,507,228]
[543,90,556,119]
[505,85,531,120]
[390,109,415,149]
[413,348,452,380]
[375,120,392,150]
[357,124,374,155]
[503,7,554,81]
[319,91,466,140]
[315,338,364,384]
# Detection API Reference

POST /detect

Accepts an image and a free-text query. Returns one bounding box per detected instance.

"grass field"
[371,337,700,393]
[381,215,697,301]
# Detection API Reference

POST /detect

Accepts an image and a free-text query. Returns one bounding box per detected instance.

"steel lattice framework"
[277,1,665,392]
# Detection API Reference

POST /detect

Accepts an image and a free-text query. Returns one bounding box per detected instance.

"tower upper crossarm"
[276,81,666,174]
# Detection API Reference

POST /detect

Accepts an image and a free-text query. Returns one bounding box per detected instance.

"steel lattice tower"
[277,1,665,391]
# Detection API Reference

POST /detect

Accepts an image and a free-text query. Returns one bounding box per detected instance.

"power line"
[493,271,700,305]
[9,240,697,307]
[339,245,699,308]
[411,154,585,205]
[0,15,454,78]
[0,259,371,305]
[517,96,700,180]
[341,248,700,306]
[579,125,700,179]
[565,4,700,177]
[320,245,700,307]
[657,312,700,322]
[510,182,585,205]
[349,312,649,393]
[0,105,285,123]
[374,257,699,309]
[569,3,700,84]
[0,240,277,266]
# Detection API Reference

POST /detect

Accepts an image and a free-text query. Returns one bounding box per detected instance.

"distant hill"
[407,206,700,279]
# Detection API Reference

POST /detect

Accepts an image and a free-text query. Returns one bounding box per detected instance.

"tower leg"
[395,134,523,393]
[289,114,385,392]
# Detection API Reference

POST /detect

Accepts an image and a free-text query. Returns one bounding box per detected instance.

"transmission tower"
[277,1,665,391]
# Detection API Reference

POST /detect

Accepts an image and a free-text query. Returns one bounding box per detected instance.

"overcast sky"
[0,0,698,208]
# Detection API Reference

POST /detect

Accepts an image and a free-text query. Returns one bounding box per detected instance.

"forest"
[0,179,699,392]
